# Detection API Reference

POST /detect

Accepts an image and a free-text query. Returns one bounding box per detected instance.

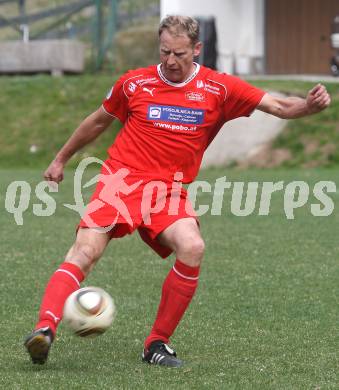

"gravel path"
[201,95,287,167]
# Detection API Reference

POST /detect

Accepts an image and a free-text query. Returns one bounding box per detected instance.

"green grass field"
[0,167,338,389]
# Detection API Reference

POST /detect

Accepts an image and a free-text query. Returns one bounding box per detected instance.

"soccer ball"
[63,287,116,337]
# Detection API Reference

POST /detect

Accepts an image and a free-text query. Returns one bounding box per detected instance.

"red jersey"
[102,63,265,183]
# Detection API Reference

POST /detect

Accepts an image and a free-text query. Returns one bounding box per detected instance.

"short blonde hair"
[159,15,200,45]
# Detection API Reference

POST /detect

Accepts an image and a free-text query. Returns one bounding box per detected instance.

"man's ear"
[193,41,203,57]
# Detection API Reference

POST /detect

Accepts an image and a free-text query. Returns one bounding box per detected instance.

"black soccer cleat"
[142,340,183,368]
[24,327,54,365]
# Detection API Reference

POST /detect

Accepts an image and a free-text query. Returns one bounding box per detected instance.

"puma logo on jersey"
[143,87,155,96]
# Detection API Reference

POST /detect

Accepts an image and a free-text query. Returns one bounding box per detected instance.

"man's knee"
[65,228,110,275]
[157,218,205,266]
[177,236,205,265]
[77,242,102,262]
[65,242,103,275]
[187,237,205,257]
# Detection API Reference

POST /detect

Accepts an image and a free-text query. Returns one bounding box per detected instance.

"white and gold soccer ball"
[63,287,116,337]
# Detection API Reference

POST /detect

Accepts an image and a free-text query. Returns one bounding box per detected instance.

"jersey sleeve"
[102,74,129,123]
[223,75,265,121]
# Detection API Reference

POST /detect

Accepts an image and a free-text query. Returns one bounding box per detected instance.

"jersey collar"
[157,62,200,87]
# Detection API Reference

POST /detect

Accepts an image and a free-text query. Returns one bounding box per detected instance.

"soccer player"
[24,15,330,367]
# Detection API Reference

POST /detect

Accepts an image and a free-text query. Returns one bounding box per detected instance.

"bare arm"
[257,84,331,119]
[44,106,115,183]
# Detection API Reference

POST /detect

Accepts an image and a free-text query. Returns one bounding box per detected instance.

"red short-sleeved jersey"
[103,63,265,183]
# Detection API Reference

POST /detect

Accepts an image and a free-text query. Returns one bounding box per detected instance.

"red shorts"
[78,159,197,258]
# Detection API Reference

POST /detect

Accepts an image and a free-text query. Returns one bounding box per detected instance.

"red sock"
[35,262,85,336]
[144,259,200,349]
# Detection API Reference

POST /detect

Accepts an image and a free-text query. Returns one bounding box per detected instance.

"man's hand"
[44,159,64,184]
[306,84,331,114]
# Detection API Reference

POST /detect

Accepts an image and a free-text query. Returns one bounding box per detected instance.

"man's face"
[159,29,202,83]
